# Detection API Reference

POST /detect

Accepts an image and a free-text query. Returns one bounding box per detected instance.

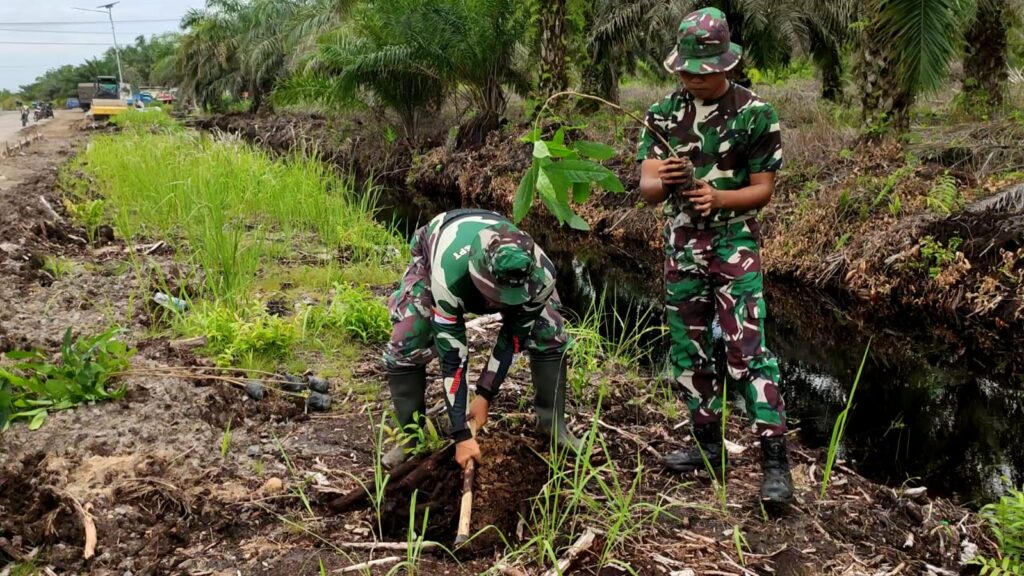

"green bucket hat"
[663,7,743,75]
[469,223,553,307]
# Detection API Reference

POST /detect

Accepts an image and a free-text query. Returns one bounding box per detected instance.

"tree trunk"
[538,0,568,96]
[579,48,619,111]
[820,55,843,102]
[857,2,912,133]
[963,0,1007,108]
[726,8,752,88]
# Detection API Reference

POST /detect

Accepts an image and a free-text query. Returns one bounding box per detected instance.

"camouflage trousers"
[664,218,787,436]
[383,226,569,371]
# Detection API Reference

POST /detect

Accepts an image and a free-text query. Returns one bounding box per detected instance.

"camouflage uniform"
[638,19,787,436]
[383,209,569,442]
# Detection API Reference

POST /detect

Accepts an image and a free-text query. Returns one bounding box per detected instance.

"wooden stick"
[336,541,439,551]
[455,421,479,546]
[339,556,401,573]
[541,527,597,576]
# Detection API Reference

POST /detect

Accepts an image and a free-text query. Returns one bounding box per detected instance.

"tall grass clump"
[72,129,404,303]
[110,108,182,133]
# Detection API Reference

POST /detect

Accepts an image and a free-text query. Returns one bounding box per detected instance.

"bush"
[302,283,391,344]
[976,488,1024,575]
[0,328,134,431]
[178,302,299,367]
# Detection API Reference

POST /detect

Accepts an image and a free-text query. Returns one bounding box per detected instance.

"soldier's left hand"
[684,180,722,217]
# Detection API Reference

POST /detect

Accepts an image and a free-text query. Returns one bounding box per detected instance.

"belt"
[673,213,754,230]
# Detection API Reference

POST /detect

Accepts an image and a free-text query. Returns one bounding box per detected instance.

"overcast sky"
[0,0,204,91]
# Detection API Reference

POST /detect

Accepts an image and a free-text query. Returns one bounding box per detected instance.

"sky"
[0,0,204,91]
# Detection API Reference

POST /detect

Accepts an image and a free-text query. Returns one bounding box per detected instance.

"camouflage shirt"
[423,211,556,421]
[637,83,783,227]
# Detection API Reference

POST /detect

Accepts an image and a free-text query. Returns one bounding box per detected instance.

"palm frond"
[877,0,964,93]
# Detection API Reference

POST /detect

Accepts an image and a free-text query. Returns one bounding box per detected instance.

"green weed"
[974,488,1024,575]
[110,108,181,133]
[220,417,233,458]
[926,174,962,215]
[62,198,107,245]
[0,328,134,431]
[301,283,391,344]
[41,255,74,279]
[732,525,749,566]
[821,340,871,497]
[917,235,963,278]
[177,302,299,368]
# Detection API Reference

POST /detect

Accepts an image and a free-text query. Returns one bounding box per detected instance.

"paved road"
[0,110,54,149]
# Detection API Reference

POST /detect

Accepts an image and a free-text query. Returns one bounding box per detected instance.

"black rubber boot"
[381,366,427,469]
[530,351,582,453]
[760,436,794,505]
[663,422,726,477]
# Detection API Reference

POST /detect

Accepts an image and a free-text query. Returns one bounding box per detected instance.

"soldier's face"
[678,71,729,100]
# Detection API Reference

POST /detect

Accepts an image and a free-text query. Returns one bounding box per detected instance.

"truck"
[88,76,129,119]
[76,82,97,112]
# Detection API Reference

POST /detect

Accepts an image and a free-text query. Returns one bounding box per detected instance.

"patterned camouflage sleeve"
[745,103,783,174]
[636,98,673,162]
[475,303,541,401]
[432,301,473,443]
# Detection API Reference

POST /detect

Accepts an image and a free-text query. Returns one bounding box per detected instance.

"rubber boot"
[530,351,582,453]
[760,436,794,505]
[381,366,427,469]
[663,422,726,477]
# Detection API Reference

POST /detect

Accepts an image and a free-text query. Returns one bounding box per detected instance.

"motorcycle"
[33,108,43,122]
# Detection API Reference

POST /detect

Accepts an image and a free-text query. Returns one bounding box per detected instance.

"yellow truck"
[88,76,129,119]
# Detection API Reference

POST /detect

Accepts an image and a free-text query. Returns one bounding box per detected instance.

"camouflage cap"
[469,223,551,307]
[663,7,743,75]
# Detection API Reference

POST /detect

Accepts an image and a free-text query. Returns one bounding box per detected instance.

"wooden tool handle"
[455,420,479,545]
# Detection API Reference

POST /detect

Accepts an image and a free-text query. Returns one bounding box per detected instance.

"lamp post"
[74,2,125,100]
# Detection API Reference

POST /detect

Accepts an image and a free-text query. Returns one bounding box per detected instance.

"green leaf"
[5,350,43,361]
[28,409,47,430]
[537,169,573,224]
[519,128,541,143]
[542,165,571,203]
[567,212,590,231]
[513,164,538,223]
[543,159,616,183]
[553,128,565,146]
[597,175,626,193]
[532,141,550,159]
[572,182,591,204]
[574,141,617,161]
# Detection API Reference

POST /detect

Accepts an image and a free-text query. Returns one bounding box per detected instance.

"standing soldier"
[382,209,581,470]
[637,7,793,504]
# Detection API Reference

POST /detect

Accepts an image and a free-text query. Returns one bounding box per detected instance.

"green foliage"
[220,417,233,457]
[278,0,528,137]
[0,328,134,432]
[873,0,971,96]
[62,198,107,246]
[747,59,816,86]
[976,487,1024,575]
[516,127,625,230]
[42,256,74,280]
[917,235,963,278]
[926,174,963,215]
[110,109,181,133]
[821,340,870,497]
[178,302,299,367]
[301,283,391,344]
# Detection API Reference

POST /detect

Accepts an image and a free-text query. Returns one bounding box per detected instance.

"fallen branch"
[542,528,597,576]
[339,556,401,573]
[336,541,440,551]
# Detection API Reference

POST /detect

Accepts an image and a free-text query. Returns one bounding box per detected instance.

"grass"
[0,328,134,432]
[67,129,404,304]
[41,255,74,279]
[220,417,233,458]
[821,340,871,498]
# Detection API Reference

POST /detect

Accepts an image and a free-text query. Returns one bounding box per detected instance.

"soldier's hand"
[468,395,490,430]
[657,157,691,186]
[684,180,722,217]
[455,437,481,469]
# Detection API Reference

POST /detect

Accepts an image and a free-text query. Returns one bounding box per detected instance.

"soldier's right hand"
[455,438,481,469]
[657,157,692,186]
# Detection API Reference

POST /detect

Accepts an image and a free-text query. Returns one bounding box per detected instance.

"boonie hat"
[468,223,552,306]
[663,7,743,75]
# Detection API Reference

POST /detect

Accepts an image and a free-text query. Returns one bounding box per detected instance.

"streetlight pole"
[74,2,125,100]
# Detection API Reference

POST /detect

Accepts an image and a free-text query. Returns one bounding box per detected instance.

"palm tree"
[538,0,570,96]
[856,0,972,131]
[177,0,244,110]
[962,0,1023,107]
